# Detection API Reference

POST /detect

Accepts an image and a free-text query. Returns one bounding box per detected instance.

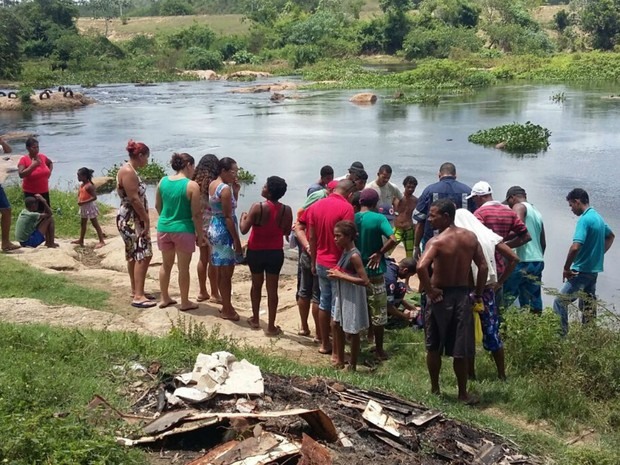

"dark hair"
[335,220,357,240]
[193,154,219,195]
[266,176,287,201]
[78,167,94,182]
[399,257,417,274]
[566,188,589,204]
[431,198,456,221]
[126,139,149,158]
[320,165,334,177]
[379,164,392,174]
[335,179,355,195]
[171,152,195,172]
[218,157,237,174]
[439,162,456,176]
[24,196,38,209]
[25,137,38,149]
[403,176,418,187]
[349,168,368,182]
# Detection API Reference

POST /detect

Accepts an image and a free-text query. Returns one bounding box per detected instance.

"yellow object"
[472,301,484,313]
[474,312,483,345]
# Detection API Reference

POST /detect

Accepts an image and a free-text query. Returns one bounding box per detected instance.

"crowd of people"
[0,137,616,400]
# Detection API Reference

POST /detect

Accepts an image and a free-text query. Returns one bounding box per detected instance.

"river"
[1,79,619,308]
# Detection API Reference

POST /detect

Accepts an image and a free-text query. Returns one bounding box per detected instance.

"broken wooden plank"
[475,440,505,465]
[142,409,194,435]
[362,400,400,437]
[373,433,413,456]
[405,410,441,427]
[299,433,332,465]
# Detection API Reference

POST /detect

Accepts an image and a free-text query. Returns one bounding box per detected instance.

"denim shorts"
[0,184,9,210]
[20,230,45,248]
[316,263,335,314]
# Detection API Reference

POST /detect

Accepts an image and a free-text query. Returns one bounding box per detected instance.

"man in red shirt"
[307,180,355,355]
[468,181,531,307]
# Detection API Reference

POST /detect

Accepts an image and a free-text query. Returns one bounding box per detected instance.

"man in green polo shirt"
[355,188,397,360]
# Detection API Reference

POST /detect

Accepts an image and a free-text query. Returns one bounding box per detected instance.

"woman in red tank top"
[240,176,293,336]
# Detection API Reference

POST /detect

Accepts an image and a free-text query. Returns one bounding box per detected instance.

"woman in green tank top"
[155,153,204,311]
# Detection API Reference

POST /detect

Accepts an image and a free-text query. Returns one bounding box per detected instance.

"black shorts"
[297,251,320,304]
[424,286,474,358]
[246,249,284,275]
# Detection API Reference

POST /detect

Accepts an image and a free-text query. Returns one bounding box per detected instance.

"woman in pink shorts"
[155,152,204,311]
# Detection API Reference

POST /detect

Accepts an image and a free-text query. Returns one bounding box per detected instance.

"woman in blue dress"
[208,157,242,321]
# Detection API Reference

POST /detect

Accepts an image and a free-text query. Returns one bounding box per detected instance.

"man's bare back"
[394,194,417,229]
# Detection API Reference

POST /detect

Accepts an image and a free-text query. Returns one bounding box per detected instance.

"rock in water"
[350,93,378,104]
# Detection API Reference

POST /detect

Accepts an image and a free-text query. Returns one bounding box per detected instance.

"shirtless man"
[417,198,487,403]
[393,176,418,288]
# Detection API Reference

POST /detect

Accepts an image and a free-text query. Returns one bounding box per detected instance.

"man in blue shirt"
[412,162,475,259]
[553,188,615,335]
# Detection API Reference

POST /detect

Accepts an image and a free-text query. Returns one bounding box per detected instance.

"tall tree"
[0,8,23,79]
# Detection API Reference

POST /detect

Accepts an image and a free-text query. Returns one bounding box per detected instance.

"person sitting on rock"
[15,195,57,248]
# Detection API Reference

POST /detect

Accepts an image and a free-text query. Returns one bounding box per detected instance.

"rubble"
[90,352,544,465]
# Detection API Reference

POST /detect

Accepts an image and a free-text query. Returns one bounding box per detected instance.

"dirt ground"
[0,211,415,366]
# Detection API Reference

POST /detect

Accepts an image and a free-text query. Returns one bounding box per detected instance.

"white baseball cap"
[466,181,493,199]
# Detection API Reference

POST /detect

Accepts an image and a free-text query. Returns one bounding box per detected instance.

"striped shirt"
[474,200,528,274]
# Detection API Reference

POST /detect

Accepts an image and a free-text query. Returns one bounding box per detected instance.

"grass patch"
[1,316,619,464]
[0,254,109,309]
[3,184,112,239]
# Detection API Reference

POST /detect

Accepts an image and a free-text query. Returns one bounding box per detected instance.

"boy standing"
[15,195,57,248]
[0,136,20,252]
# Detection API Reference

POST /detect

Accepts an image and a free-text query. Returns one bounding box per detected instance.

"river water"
[1,79,619,307]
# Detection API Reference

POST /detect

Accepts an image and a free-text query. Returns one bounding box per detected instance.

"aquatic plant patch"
[238,167,256,184]
[468,121,551,154]
[103,160,167,183]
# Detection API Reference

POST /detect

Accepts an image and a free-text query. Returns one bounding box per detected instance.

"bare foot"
[180,302,199,311]
[221,311,240,321]
[264,326,283,337]
[196,293,210,302]
[332,362,345,370]
[1,243,20,252]
[159,299,178,309]
[94,242,105,249]
[297,329,311,337]
[318,347,332,355]
[459,394,480,405]
[70,240,83,246]
[374,350,389,361]
[47,243,60,248]
[247,317,261,330]
[210,296,223,304]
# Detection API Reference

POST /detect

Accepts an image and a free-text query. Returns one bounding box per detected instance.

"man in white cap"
[468,181,530,307]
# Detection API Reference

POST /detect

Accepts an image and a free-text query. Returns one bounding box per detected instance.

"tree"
[380,0,413,53]
[0,8,23,79]
[579,0,620,50]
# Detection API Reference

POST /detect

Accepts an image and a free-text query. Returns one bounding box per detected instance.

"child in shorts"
[15,195,57,248]
[71,167,105,248]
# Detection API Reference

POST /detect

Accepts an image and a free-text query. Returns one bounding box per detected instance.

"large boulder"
[182,70,219,80]
[350,93,378,104]
[225,70,272,80]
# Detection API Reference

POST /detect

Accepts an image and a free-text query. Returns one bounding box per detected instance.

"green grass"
[0,254,109,309]
[3,184,112,239]
[0,315,619,464]
[77,14,249,39]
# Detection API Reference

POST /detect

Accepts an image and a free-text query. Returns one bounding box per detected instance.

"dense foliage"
[102,160,167,183]
[468,121,551,153]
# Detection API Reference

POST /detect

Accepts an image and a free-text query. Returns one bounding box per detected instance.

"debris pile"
[90,353,542,465]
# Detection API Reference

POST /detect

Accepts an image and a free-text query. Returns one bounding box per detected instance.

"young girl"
[72,167,105,248]
[327,220,370,371]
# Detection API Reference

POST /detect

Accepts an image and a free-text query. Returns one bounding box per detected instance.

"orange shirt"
[79,182,95,203]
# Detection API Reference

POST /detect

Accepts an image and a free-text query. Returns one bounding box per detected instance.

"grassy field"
[77,14,249,39]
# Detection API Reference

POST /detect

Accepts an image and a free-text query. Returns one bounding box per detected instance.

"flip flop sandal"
[131,300,157,309]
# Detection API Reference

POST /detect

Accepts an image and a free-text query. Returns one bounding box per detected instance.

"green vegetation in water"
[102,160,167,184]
[388,91,441,106]
[468,121,551,154]
[550,91,566,103]
[4,185,112,239]
[238,167,256,184]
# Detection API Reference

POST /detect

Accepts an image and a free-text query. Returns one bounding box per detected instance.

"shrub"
[215,35,249,60]
[183,48,223,70]
[159,0,194,16]
[286,44,321,69]
[468,121,551,153]
[124,34,157,55]
[485,23,554,55]
[403,26,482,59]
[231,50,257,65]
[166,25,216,50]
